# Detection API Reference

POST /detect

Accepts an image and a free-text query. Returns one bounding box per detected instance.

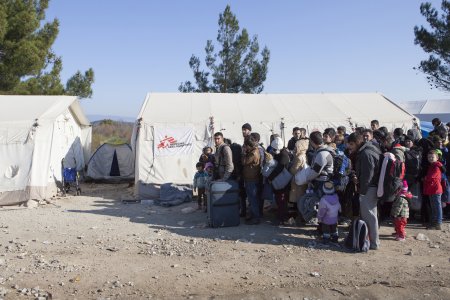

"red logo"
[157,136,177,149]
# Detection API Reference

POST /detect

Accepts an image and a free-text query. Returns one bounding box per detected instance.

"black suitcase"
[207,180,240,227]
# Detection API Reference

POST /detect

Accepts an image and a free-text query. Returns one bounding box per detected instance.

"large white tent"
[0,95,91,205]
[132,92,416,199]
[399,99,450,122]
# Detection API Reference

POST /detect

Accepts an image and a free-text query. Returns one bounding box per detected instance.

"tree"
[0,0,94,97]
[414,0,450,91]
[179,5,270,93]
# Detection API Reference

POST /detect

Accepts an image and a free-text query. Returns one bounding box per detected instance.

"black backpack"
[404,149,421,179]
[344,218,370,252]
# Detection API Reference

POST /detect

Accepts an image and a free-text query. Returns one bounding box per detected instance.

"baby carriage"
[61,159,81,196]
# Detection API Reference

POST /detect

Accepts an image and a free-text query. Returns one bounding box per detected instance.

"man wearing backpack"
[347,132,382,250]
[297,131,334,196]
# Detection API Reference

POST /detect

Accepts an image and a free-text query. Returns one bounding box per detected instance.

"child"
[193,162,209,211]
[317,181,341,242]
[423,150,444,230]
[391,180,412,241]
[199,146,215,165]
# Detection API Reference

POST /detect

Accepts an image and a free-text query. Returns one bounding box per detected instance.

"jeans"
[430,194,443,225]
[359,187,380,248]
[245,180,261,219]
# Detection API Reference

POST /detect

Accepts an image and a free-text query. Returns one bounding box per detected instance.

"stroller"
[61,159,81,196]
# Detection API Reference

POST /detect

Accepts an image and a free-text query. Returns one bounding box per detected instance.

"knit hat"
[242,123,252,131]
[270,137,284,150]
[322,181,335,195]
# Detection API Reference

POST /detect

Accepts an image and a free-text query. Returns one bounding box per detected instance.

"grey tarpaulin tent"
[86,143,134,182]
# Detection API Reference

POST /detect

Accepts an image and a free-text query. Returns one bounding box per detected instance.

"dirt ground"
[0,183,449,300]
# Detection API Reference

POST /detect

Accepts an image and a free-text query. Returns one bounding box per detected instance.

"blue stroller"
[61,159,81,196]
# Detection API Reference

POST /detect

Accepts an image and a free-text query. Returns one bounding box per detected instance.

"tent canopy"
[138,93,414,125]
[399,99,450,122]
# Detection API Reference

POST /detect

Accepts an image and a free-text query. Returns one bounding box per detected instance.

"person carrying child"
[193,162,210,211]
[391,180,412,241]
[317,181,341,243]
[199,146,215,165]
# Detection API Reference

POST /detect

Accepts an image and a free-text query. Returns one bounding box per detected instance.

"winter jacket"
[391,195,410,218]
[242,147,261,181]
[193,171,210,189]
[289,139,309,175]
[287,137,300,151]
[214,143,234,180]
[297,145,334,184]
[317,194,341,225]
[423,161,443,195]
[355,141,382,195]
[289,139,309,203]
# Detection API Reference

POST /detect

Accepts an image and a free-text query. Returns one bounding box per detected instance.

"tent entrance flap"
[110,150,120,176]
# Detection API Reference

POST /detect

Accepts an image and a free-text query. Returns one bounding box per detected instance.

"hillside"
[91,119,134,151]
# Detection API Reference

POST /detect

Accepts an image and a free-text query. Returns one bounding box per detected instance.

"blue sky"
[46,0,449,119]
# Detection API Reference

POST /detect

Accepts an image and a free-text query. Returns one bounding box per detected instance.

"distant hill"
[91,119,134,152]
[87,114,135,123]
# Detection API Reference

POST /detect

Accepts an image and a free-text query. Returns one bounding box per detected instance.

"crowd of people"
[193,118,450,249]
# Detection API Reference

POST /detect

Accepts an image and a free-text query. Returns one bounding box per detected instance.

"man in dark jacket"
[287,127,306,151]
[347,132,382,250]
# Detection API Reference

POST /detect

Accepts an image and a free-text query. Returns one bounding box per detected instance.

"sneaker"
[245,218,261,225]
[427,224,437,230]
[395,237,405,242]
[330,235,339,243]
[436,224,442,230]
[369,245,379,250]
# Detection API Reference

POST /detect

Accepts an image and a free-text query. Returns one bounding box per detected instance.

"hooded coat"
[317,194,341,225]
[289,139,309,203]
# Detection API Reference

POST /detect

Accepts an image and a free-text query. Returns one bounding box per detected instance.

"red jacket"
[423,161,443,196]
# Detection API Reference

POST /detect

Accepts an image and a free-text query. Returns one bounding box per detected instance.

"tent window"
[5,165,19,179]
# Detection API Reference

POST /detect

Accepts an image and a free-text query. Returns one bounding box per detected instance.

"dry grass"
[91,119,133,151]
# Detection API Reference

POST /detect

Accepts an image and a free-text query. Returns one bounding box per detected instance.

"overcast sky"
[47,0,449,119]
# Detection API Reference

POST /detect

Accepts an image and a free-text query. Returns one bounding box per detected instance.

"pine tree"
[0,0,94,97]
[179,5,270,93]
[414,0,450,91]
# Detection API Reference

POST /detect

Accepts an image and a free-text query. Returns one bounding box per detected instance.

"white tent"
[132,92,416,199]
[0,95,91,205]
[399,99,450,122]
[86,143,134,181]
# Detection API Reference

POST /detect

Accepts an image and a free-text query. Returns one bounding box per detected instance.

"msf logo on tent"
[157,136,177,149]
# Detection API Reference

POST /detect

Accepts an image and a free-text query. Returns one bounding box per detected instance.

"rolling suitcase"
[207,180,240,228]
